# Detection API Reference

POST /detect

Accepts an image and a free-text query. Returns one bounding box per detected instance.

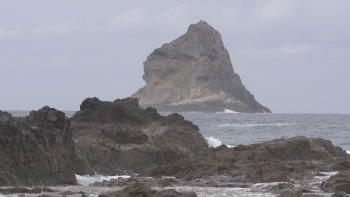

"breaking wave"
[216,109,240,114]
[205,136,235,148]
[76,174,130,186]
[218,122,296,127]
[347,150,350,154]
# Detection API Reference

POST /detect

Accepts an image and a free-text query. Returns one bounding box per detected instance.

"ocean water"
[159,112,350,153]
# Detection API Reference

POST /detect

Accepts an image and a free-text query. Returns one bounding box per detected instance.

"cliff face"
[132,20,271,113]
[0,107,85,186]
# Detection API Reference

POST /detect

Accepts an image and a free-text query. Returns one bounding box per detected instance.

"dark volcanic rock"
[71,97,208,175]
[145,137,349,183]
[132,20,270,113]
[73,97,158,124]
[98,181,197,197]
[321,170,350,194]
[0,187,42,194]
[278,189,303,197]
[331,192,349,197]
[0,107,85,186]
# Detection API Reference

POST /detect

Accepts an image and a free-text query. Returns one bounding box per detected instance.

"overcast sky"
[1,1,349,113]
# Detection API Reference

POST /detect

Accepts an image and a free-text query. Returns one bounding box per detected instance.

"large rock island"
[132,20,271,113]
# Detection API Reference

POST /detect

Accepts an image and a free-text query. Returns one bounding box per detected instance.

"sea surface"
[160,111,350,153]
[4,110,350,196]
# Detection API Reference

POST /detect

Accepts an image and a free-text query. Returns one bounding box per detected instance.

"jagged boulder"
[0,107,87,186]
[71,97,208,175]
[132,20,270,113]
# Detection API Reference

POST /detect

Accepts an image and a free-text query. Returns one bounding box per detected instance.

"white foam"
[205,136,235,148]
[206,136,222,148]
[347,150,350,154]
[216,109,240,114]
[226,144,235,148]
[218,122,296,127]
[76,174,130,186]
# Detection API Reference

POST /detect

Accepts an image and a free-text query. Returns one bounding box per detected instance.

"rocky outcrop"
[0,107,84,186]
[132,20,270,113]
[71,97,208,175]
[145,137,349,183]
[321,171,350,194]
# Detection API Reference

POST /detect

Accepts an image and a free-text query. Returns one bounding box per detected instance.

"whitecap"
[205,136,235,148]
[226,144,235,148]
[216,109,240,114]
[76,174,130,186]
[205,136,222,148]
[347,150,350,154]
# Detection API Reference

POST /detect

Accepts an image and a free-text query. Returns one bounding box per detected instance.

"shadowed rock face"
[71,97,208,175]
[132,20,271,113]
[0,107,84,186]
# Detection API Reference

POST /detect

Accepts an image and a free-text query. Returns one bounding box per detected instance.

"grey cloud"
[0,0,350,113]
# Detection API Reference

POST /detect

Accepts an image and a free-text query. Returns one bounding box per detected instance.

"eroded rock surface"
[145,137,349,183]
[132,20,270,113]
[98,181,197,197]
[71,97,208,175]
[0,107,83,186]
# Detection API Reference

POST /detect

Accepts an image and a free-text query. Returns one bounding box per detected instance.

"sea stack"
[132,20,271,113]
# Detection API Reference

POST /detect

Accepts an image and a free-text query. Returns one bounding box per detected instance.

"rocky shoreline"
[1,97,350,196]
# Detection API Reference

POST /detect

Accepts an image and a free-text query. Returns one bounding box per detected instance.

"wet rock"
[0,187,42,194]
[331,191,349,197]
[42,187,54,192]
[279,189,303,197]
[98,181,197,197]
[321,171,350,194]
[51,179,79,186]
[58,190,76,195]
[132,20,270,113]
[71,97,208,175]
[91,177,178,188]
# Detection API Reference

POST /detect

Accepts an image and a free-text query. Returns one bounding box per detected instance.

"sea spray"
[205,136,234,148]
[205,136,222,148]
[216,109,240,114]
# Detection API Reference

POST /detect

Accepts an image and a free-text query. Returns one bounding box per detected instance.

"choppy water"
[160,112,350,152]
